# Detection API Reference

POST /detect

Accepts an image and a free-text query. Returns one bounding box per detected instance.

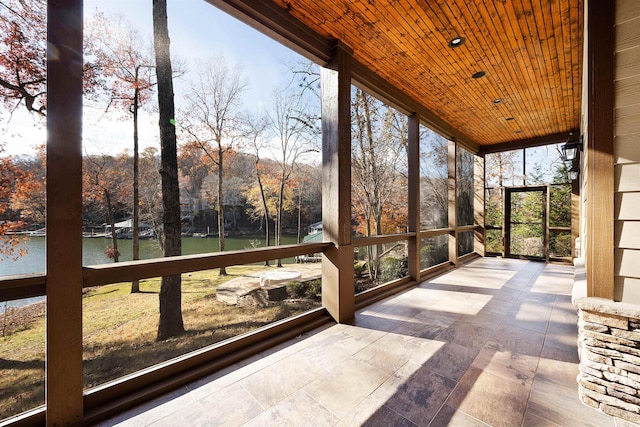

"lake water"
[0,235,299,277]
[0,235,298,312]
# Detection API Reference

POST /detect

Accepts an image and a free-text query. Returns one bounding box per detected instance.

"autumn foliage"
[0,0,101,115]
[0,0,46,115]
[0,147,31,260]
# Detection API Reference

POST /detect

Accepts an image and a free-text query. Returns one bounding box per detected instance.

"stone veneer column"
[574,297,640,424]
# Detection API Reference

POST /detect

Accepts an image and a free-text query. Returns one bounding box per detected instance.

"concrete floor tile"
[535,358,580,388]
[435,320,493,351]
[423,341,480,381]
[527,379,615,427]
[445,366,531,427]
[242,390,338,427]
[338,322,388,342]
[97,387,195,426]
[303,356,390,418]
[238,352,325,409]
[429,405,491,427]
[186,363,245,401]
[472,346,538,385]
[521,411,563,427]
[354,332,424,375]
[472,298,514,316]
[508,301,553,330]
[299,329,373,366]
[148,402,216,427]
[485,324,545,357]
[392,318,448,346]
[540,333,581,364]
[377,363,457,426]
[413,309,461,327]
[614,416,640,427]
[460,310,505,330]
[196,383,264,426]
[355,312,404,332]
[336,396,417,427]
[379,302,424,322]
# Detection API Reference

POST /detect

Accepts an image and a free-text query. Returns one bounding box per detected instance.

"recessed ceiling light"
[493,98,502,104]
[472,71,486,79]
[515,130,523,134]
[506,117,515,121]
[448,37,465,48]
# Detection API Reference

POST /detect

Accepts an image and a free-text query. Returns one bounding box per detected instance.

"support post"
[46,0,84,424]
[321,42,354,323]
[586,0,614,298]
[474,153,485,256]
[448,140,458,265]
[408,114,421,280]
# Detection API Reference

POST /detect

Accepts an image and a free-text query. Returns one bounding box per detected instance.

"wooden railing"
[0,227,482,426]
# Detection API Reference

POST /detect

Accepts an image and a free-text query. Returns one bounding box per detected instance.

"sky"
[1,0,302,157]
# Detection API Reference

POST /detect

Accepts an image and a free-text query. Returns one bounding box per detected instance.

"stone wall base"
[574,296,640,425]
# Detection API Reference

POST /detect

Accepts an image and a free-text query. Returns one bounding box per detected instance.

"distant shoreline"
[0,297,45,314]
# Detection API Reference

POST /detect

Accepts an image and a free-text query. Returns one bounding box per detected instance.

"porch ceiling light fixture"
[472,71,486,79]
[493,98,502,104]
[561,136,583,161]
[448,36,465,48]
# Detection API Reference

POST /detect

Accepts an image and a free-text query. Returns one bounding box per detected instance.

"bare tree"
[267,83,318,267]
[180,55,247,276]
[419,127,448,229]
[242,114,273,264]
[138,146,163,241]
[153,0,184,340]
[351,89,407,279]
[87,12,157,293]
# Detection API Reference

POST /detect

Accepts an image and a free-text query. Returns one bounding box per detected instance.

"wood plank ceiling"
[268,0,583,148]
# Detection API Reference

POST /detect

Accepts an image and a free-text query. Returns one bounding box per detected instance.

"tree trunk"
[105,189,119,263]
[256,159,270,266]
[276,179,285,267]
[375,212,383,281]
[217,147,226,276]
[297,183,303,244]
[131,78,140,293]
[365,211,374,279]
[153,0,184,340]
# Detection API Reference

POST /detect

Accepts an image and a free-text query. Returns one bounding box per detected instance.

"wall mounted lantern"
[561,136,583,162]
[568,160,580,181]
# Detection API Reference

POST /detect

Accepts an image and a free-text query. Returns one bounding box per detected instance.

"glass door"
[505,187,547,260]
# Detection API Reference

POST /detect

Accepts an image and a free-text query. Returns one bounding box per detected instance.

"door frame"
[504,186,548,261]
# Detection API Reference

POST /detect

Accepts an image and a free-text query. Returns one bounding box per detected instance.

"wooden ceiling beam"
[206,0,333,64]
[479,130,579,154]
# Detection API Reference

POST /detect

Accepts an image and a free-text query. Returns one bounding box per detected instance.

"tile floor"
[100,258,638,426]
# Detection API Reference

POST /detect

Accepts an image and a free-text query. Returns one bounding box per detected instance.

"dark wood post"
[46,0,84,424]
[321,41,355,322]
[408,114,421,279]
